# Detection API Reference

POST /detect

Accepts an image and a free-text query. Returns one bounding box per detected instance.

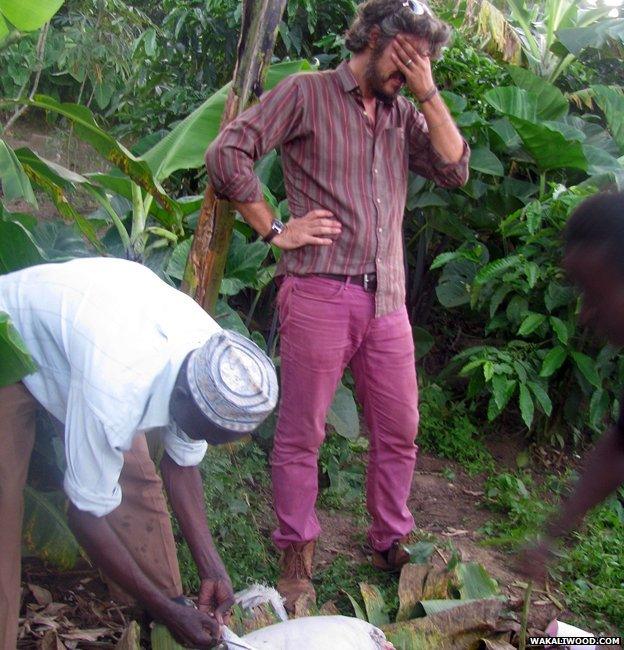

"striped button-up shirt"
[205,61,470,315]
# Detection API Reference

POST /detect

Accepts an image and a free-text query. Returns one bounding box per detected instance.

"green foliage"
[480,471,556,547]
[0,311,37,387]
[176,442,279,593]
[318,433,367,515]
[417,383,493,474]
[558,493,624,631]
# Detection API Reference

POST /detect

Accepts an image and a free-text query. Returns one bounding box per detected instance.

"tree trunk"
[182,0,287,312]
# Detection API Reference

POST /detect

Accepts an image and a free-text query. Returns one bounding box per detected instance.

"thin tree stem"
[3,23,50,134]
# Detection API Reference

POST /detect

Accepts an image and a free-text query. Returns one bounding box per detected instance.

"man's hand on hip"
[273,209,341,250]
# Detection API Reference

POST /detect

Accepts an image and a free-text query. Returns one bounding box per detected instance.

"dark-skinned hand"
[198,577,235,626]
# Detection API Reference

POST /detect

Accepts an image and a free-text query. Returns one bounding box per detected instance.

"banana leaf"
[142,60,315,182]
[22,487,80,570]
[0,0,63,33]
[0,311,37,387]
[24,96,181,229]
[0,138,36,205]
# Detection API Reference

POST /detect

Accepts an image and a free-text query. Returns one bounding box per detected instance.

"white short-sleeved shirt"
[0,257,221,516]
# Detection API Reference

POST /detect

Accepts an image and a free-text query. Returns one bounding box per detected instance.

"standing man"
[206,0,469,610]
[521,192,624,580]
[0,257,278,649]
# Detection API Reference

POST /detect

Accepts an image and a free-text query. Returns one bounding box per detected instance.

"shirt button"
[374,169,379,174]
[376,198,381,204]
[378,227,383,233]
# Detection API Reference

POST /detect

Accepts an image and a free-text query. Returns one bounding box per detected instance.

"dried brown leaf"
[29,583,53,606]
[397,563,429,621]
[115,621,141,650]
[318,600,340,615]
[60,627,110,642]
[38,630,66,650]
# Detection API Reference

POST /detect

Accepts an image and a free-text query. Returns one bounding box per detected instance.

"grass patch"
[480,469,624,632]
[315,555,399,618]
[418,383,494,474]
[176,442,278,593]
[557,493,624,633]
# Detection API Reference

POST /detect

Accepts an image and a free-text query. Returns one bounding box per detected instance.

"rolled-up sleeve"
[63,386,125,517]
[406,105,470,188]
[205,74,305,203]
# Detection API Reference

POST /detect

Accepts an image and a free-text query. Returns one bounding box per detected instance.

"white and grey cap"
[186,330,278,432]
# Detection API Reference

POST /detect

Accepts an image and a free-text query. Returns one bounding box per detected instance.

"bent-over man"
[0,257,277,649]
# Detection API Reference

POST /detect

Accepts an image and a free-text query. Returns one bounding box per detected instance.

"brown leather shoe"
[371,535,412,572]
[276,541,316,613]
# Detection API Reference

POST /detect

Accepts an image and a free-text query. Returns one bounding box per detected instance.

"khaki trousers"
[0,383,183,650]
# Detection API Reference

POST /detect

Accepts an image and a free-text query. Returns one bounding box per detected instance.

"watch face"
[273,219,285,234]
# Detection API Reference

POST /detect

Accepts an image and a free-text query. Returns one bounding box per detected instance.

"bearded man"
[205,0,469,610]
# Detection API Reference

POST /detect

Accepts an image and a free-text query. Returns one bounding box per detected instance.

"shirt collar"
[336,60,360,93]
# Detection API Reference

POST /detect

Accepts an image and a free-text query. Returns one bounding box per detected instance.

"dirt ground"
[17,442,592,649]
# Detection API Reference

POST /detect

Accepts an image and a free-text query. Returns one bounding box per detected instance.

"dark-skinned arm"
[521,425,624,580]
[67,503,220,648]
[160,452,235,621]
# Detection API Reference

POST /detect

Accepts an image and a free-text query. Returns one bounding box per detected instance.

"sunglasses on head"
[401,0,431,16]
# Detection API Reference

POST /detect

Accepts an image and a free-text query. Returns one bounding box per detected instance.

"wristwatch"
[263,218,286,244]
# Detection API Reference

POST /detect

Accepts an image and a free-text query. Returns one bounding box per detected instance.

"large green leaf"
[25,96,180,228]
[327,381,359,440]
[555,18,624,55]
[0,13,8,41]
[436,259,477,308]
[142,60,314,181]
[0,0,64,32]
[221,230,270,296]
[0,139,36,205]
[454,563,499,599]
[571,350,601,388]
[518,383,535,428]
[14,148,103,251]
[469,147,504,177]
[508,117,587,172]
[484,87,538,121]
[591,85,624,152]
[0,218,47,273]
[0,311,37,387]
[507,66,569,120]
[22,487,80,570]
[540,346,568,377]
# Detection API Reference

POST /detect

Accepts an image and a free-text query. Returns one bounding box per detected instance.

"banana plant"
[465,0,618,82]
[0,0,64,49]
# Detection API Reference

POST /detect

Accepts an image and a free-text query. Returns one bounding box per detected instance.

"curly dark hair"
[345,0,452,59]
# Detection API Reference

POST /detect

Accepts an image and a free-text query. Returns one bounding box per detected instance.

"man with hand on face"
[0,257,278,650]
[205,0,469,611]
[521,192,624,581]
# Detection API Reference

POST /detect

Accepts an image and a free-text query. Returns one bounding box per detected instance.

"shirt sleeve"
[404,101,470,188]
[162,423,208,467]
[205,74,305,203]
[62,385,125,517]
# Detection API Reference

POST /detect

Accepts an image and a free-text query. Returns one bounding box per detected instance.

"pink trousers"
[271,275,419,552]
